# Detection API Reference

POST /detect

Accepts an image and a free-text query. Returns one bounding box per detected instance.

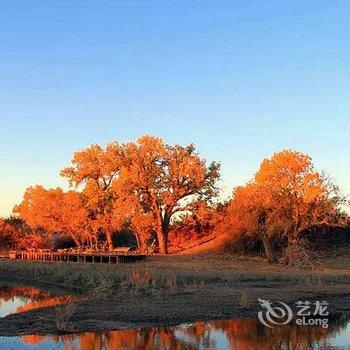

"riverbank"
[0,254,349,336]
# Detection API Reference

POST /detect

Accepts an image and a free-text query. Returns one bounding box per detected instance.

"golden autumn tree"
[227,150,345,262]
[254,150,345,243]
[15,186,88,247]
[228,182,277,262]
[61,142,125,250]
[115,135,221,254]
[15,135,220,253]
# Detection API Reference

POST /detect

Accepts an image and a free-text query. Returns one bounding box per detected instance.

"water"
[0,285,349,349]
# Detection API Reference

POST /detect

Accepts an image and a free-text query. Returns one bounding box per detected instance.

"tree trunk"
[87,236,91,249]
[158,212,171,254]
[288,225,300,246]
[67,230,81,248]
[157,230,168,254]
[71,236,81,248]
[134,233,142,250]
[154,208,170,254]
[106,232,113,251]
[262,234,276,263]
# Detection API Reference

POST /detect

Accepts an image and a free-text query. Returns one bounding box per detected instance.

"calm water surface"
[0,285,349,350]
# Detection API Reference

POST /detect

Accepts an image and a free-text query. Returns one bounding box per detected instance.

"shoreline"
[0,256,350,336]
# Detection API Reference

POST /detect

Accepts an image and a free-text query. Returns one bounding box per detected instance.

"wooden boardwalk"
[8,250,146,264]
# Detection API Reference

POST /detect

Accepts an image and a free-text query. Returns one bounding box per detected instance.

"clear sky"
[1,0,350,216]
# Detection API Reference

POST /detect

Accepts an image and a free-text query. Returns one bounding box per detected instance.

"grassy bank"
[1,254,350,296]
[0,254,350,336]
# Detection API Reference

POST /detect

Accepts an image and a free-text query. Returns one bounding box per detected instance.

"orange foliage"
[114,136,221,253]
[12,143,347,257]
[0,217,46,250]
[226,150,345,261]
[61,142,125,249]
[13,136,220,253]
[14,186,89,247]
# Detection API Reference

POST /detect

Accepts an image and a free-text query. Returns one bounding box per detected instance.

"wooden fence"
[8,250,146,264]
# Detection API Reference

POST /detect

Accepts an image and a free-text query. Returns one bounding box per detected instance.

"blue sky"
[1,0,350,216]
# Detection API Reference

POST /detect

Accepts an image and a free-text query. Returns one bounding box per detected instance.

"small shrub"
[280,240,319,268]
[299,273,326,288]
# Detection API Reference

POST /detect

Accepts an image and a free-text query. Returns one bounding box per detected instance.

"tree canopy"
[226,150,346,262]
[114,135,220,253]
[15,186,88,247]
[11,142,348,261]
[15,135,220,254]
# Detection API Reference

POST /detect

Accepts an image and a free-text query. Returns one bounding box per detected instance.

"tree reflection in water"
[24,316,350,349]
[1,286,349,349]
[0,285,75,313]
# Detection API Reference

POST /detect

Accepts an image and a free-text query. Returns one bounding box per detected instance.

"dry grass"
[298,273,327,289]
[54,303,76,332]
[279,240,320,269]
[0,255,350,337]
[239,291,250,308]
[0,254,349,298]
